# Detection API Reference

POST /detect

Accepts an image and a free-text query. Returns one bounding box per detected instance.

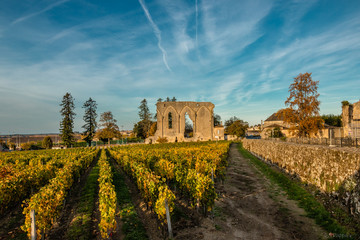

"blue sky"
[0,0,359,134]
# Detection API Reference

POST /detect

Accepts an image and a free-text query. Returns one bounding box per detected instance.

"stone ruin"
[146,101,224,143]
[342,100,360,138]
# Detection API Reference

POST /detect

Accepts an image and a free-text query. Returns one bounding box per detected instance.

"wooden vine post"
[164,198,173,239]
[30,209,36,240]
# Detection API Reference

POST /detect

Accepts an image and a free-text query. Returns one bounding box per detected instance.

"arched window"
[168,112,173,129]
[184,112,193,138]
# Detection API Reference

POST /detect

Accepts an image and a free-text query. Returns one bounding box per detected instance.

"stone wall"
[147,101,223,143]
[242,139,360,216]
[342,100,360,138]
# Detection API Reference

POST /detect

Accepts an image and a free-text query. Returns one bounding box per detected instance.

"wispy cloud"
[1,0,360,133]
[200,0,272,58]
[195,0,198,47]
[138,0,171,71]
[11,0,70,25]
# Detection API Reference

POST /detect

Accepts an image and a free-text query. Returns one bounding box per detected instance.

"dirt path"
[174,143,327,240]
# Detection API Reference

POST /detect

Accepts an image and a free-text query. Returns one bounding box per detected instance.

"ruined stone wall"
[342,101,360,138]
[149,101,216,142]
[242,139,360,216]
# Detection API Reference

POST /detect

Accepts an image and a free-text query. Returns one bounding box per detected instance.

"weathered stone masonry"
[147,101,220,143]
[242,139,360,216]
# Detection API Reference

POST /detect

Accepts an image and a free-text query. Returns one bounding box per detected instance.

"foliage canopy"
[82,98,98,146]
[322,114,342,127]
[278,72,324,137]
[225,116,248,137]
[135,99,154,138]
[138,99,151,121]
[59,92,76,147]
[96,111,120,143]
[42,136,53,149]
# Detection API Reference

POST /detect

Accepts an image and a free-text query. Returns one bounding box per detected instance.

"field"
[1,141,358,240]
[0,141,230,239]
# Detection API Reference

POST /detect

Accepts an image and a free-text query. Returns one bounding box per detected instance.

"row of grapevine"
[21,148,99,239]
[109,141,230,211]
[98,150,117,239]
[108,148,175,225]
[0,148,90,213]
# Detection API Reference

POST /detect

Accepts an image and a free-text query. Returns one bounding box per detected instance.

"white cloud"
[11,0,70,25]
[138,0,172,71]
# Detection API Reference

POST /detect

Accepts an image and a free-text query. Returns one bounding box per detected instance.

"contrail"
[138,0,171,72]
[195,0,198,47]
[12,0,70,25]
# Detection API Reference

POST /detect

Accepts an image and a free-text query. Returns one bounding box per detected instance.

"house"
[246,126,261,137]
[213,125,225,140]
[261,112,291,138]
[262,111,343,139]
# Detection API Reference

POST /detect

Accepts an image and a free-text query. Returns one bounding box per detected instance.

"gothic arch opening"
[184,112,193,138]
[168,112,173,129]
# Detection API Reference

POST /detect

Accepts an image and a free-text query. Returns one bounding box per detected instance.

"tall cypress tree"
[138,99,151,121]
[82,98,97,146]
[60,92,76,147]
[134,99,152,138]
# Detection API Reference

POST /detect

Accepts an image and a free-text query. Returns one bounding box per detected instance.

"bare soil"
[118,164,164,240]
[0,204,27,240]
[47,159,98,240]
[171,143,327,240]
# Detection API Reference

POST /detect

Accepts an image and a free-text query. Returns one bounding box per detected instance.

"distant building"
[261,111,344,139]
[246,126,261,137]
[120,130,133,137]
[213,125,225,140]
[261,112,290,138]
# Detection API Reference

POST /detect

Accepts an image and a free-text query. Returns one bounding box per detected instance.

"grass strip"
[237,143,356,239]
[65,161,99,240]
[111,159,148,240]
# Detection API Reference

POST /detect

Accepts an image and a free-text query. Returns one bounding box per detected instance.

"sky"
[0,0,360,134]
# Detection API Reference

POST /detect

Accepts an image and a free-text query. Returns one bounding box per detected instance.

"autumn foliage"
[277,72,324,137]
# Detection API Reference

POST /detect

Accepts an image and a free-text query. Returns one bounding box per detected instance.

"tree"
[341,100,350,107]
[149,122,157,136]
[278,72,323,137]
[21,141,42,150]
[226,120,248,137]
[269,127,284,138]
[224,116,240,132]
[60,92,76,147]
[166,97,171,102]
[133,120,153,139]
[157,98,163,102]
[214,114,221,126]
[0,140,9,150]
[42,136,53,149]
[82,98,97,146]
[322,114,342,127]
[171,97,176,102]
[96,111,120,144]
[138,99,151,121]
[135,99,153,139]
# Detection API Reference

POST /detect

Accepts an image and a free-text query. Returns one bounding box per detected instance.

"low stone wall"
[242,139,360,216]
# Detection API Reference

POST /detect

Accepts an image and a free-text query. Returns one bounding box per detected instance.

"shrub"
[42,136,53,149]
[157,137,168,143]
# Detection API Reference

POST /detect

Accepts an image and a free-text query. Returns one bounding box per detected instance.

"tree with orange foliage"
[278,72,324,137]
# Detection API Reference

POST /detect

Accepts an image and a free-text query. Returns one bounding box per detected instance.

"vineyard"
[0,141,230,239]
